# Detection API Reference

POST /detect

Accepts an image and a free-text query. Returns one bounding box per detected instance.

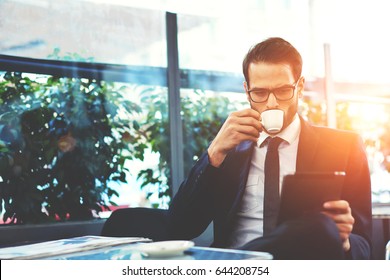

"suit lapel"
[226,140,255,218]
[296,117,320,172]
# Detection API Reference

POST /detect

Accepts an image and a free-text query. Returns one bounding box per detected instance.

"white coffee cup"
[261,109,284,133]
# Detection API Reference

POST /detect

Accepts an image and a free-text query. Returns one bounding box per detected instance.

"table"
[0,236,272,260]
[45,244,273,260]
[387,240,390,260]
[372,203,390,242]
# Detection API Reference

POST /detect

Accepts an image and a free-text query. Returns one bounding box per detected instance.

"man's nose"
[266,93,279,108]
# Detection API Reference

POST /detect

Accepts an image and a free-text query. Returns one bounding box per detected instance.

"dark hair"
[242,37,302,85]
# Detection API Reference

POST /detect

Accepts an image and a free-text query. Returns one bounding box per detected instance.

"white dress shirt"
[228,114,301,248]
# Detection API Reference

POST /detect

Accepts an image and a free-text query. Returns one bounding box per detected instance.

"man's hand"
[208,108,262,167]
[322,200,355,251]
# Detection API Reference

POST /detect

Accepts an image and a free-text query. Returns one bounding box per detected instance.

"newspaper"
[0,235,151,260]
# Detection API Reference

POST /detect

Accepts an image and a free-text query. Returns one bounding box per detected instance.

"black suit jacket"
[168,116,372,259]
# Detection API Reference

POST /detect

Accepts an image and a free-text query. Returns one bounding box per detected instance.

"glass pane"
[177,2,310,74]
[0,0,167,66]
[0,71,169,224]
[310,0,390,83]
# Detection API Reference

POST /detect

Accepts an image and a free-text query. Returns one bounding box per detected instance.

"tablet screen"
[277,172,345,225]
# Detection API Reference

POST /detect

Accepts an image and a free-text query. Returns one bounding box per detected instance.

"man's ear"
[243,81,248,92]
[297,77,305,98]
[243,81,251,102]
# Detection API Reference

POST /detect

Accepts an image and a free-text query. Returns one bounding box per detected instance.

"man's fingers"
[227,112,262,132]
[233,108,261,119]
[323,200,350,211]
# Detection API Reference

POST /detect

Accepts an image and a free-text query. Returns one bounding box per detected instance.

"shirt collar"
[257,113,301,147]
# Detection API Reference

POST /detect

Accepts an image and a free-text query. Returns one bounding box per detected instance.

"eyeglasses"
[247,79,300,103]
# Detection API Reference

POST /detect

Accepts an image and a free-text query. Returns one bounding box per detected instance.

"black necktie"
[263,136,284,236]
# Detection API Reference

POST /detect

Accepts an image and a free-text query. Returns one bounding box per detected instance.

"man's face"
[244,62,304,133]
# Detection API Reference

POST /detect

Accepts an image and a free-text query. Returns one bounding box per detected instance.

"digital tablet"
[277,172,346,225]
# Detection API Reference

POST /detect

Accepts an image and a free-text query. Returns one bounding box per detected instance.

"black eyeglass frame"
[247,78,301,103]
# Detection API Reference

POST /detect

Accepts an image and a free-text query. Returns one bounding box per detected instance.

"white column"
[324,43,337,128]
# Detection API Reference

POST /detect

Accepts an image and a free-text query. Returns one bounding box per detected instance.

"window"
[1,0,390,227]
[0,0,170,224]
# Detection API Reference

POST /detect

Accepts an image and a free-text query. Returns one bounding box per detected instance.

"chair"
[386,240,390,260]
[101,207,170,241]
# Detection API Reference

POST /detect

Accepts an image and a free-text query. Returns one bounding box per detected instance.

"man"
[168,37,372,259]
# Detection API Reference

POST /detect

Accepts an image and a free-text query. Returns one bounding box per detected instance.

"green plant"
[135,89,246,203]
[0,71,141,223]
